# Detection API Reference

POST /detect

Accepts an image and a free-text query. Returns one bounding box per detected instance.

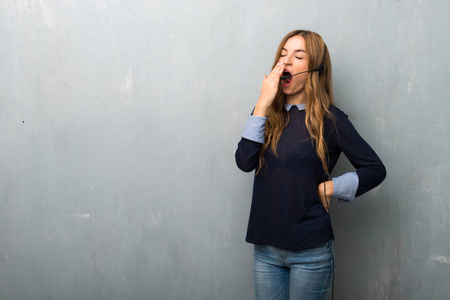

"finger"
[270,63,284,79]
[261,75,267,85]
[276,62,284,73]
[320,197,329,213]
[278,62,285,71]
[261,75,268,91]
[323,197,330,214]
[269,63,281,76]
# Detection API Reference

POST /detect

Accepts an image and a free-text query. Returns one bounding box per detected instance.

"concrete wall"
[1,0,449,299]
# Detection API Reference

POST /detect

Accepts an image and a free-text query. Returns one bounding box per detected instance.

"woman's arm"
[317,181,334,213]
[335,113,387,197]
[235,114,267,172]
[235,137,264,173]
[235,63,285,172]
[253,62,285,117]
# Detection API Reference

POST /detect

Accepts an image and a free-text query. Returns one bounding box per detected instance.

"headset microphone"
[280,65,324,80]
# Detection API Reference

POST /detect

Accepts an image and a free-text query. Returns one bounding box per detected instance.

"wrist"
[253,102,270,117]
[326,180,334,198]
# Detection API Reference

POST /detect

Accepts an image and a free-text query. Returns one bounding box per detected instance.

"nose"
[281,56,292,66]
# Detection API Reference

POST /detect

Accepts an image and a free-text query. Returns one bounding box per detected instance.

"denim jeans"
[253,240,334,300]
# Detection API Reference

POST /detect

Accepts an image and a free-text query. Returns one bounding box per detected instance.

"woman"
[235,30,386,299]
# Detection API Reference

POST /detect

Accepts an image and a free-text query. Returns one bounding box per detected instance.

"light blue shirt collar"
[285,103,306,111]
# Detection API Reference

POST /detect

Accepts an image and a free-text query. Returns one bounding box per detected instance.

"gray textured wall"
[1,1,449,299]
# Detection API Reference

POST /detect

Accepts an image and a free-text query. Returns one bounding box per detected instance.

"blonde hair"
[258,30,334,175]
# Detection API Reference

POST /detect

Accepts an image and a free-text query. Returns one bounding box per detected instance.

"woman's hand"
[318,181,334,213]
[253,62,285,117]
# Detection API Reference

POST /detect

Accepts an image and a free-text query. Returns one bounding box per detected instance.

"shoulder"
[324,105,350,131]
[324,105,358,140]
[327,105,348,122]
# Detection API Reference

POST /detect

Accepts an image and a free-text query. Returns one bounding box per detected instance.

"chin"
[282,87,299,95]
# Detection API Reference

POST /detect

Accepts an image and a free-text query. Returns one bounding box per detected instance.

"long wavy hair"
[257,30,334,175]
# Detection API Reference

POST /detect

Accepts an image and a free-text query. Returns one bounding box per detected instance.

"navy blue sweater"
[235,105,386,250]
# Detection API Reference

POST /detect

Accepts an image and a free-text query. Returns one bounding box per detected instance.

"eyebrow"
[281,48,306,53]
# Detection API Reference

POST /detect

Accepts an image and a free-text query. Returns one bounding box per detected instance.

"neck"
[285,91,306,105]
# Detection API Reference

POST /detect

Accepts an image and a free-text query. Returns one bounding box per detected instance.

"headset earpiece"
[318,64,324,75]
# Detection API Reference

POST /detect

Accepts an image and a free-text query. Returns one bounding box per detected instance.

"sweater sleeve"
[335,113,387,197]
[235,115,266,173]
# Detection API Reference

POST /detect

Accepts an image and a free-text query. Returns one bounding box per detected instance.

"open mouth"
[282,70,292,86]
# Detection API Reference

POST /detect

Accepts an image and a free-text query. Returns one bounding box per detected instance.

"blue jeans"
[253,240,334,300]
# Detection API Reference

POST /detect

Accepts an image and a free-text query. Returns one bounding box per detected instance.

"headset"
[323,182,335,300]
[280,64,324,80]
[280,44,327,80]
